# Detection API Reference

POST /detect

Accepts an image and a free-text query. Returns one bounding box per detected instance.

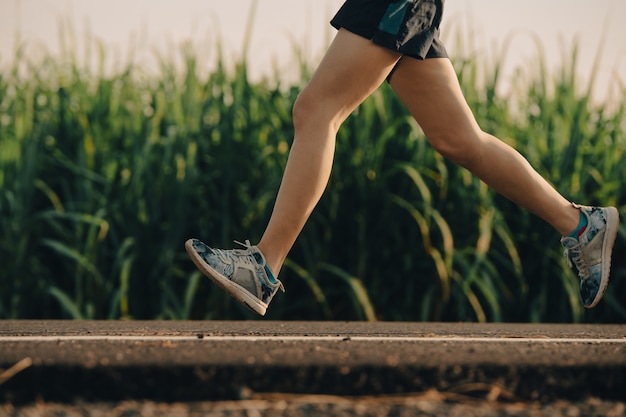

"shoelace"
[234,240,285,292]
[211,240,285,292]
[234,239,254,250]
[563,240,591,280]
[212,240,255,265]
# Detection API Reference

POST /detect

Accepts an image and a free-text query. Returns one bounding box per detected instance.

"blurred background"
[2,0,625,101]
[1,0,625,322]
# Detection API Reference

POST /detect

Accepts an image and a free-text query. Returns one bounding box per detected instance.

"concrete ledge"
[2,321,625,404]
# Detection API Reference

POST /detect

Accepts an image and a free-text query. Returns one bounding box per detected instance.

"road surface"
[1,321,625,416]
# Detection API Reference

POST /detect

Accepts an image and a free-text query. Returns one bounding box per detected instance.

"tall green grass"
[1,22,624,322]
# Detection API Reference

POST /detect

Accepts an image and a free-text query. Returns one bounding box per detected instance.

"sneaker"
[185,238,284,316]
[560,204,619,308]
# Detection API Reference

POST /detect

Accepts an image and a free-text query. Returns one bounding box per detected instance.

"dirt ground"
[2,395,625,417]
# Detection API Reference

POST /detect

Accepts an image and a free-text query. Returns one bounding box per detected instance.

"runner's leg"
[258,29,401,275]
[388,57,580,235]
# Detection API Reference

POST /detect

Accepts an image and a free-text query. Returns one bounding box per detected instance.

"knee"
[291,90,314,131]
[292,87,343,134]
[426,128,486,167]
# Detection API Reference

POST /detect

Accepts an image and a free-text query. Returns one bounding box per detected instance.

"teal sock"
[253,252,278,284]
[567,211,588,238]
[263,265,278,285]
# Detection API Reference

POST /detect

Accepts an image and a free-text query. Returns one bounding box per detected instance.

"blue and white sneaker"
[560,204,619,308]
[185,239,284,316]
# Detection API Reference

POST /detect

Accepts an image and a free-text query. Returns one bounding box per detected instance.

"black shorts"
[330,0,448,60]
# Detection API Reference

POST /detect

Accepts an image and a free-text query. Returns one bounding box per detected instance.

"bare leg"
[258,29,401,275]
[388,57,580,235]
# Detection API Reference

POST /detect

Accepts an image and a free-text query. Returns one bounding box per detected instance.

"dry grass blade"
[0,358,32,386]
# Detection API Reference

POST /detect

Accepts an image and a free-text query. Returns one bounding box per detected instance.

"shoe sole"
[586,207,619,309]
[185,239,267,316]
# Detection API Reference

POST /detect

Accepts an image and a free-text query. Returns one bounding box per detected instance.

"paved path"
[1,321,625,407]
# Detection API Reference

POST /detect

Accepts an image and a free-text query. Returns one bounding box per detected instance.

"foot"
[560,204,619,308]
[185,239,284,316]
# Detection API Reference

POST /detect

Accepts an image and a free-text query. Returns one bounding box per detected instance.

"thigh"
[299,29,402,124]
[388,57,482,142]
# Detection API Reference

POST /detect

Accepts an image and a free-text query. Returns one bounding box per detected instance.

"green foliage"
[1,24,624,322]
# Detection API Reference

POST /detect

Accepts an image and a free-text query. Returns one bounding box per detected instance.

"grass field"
[1,22,624,322]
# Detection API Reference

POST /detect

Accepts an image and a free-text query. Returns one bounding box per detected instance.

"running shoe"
[185,238,284,316]
[560,204,619,308]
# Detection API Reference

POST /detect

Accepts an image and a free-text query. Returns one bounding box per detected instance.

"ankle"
[256,242,284,277]
[566,210,588,238]
[556,203,582,236]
